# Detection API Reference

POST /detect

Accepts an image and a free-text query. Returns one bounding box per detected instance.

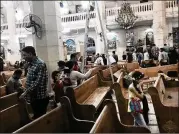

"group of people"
[122,44,179,67]
[86,51,118,66]
[4,44,178,130]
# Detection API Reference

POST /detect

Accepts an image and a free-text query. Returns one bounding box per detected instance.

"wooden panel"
[135,64,178,77]
[75,75,98,103]
[83,86,110,108]
[0,92,18,111]
[90,100,151,133]
[0,104,21,133]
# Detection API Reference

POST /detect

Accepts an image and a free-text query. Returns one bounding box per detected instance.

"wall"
[24,34,33,46]
[63,30,97,53]
[166,18,178,47]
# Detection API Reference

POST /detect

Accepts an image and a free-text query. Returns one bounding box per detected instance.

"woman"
[65,61,93,88]
[127,71,149,127]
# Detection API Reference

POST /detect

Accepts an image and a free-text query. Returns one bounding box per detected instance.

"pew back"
[13,97,94,133]
[135,64,178,77]
[0,99,30,133]
[0,92,18,111]
[90,100,151,133]
[75,75,99,103]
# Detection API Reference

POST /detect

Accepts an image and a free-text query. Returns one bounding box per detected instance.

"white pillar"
[6,2,21,64]
[31,1,64,93]
[95,1,106,54]
[153,1,167,48]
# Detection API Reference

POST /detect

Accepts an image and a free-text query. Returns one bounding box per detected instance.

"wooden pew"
[0,85,6,97]
[89,66,106,78]
[98,65,119,81]
[0,74,6,86]
[135,64,178,78]
[13,96,94,133]
[112,71,159,133]
[64,74,112,121]
[0,92,18,111]
[148,75,179,133]
[90,99,151,133]
[0,99,31,133]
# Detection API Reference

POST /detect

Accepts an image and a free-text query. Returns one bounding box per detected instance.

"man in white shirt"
[108,55,116,65]
[144,49,149,61]
[94,55,104,66]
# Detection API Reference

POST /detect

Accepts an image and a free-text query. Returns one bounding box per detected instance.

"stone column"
[31,1,64,93]
[153,1,167,48]
[6,1,21,64]
[95,1,106,54]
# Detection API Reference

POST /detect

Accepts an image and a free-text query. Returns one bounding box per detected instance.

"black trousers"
[31,97,49,119]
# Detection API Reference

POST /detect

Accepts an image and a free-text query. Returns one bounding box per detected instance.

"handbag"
[129,98,143,114]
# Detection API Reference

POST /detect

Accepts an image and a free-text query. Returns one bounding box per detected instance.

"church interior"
[0,0,179,133]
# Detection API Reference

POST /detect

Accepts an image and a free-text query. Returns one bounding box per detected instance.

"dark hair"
[51,71,60,83]
[164,44,167,46]
[132,71,144,80]
[21,46,36,56]
[14,69,23,75]
[70,53,76,59]
[158,70,163,73]
[65,61,75,70]
[57,61,65,67]
[112,51,115,54]
[160,48,164,52]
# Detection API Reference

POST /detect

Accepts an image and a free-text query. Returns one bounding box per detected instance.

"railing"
[106,2,153,17]
[1,1,178,31]
[166,0,178,8]
[61,11,96,23]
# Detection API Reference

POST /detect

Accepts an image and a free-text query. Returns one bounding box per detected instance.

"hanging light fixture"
[115,1,138,30]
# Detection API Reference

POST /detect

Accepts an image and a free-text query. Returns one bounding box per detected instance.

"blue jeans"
[132,113,148,128]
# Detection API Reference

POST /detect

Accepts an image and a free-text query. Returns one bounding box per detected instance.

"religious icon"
[66,39,76,55]
[146,31,154,46]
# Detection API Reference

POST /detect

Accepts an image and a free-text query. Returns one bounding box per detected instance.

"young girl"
[127,71,149,128]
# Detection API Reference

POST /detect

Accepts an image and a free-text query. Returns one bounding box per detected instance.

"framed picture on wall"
[66,39,76,55]
[107,40,116,50]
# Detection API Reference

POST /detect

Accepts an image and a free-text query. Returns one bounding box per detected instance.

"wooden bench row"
[135,63,178,78]
[13,98,150,133]
[148,75,179,133]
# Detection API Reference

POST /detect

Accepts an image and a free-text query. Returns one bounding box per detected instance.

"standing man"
[112,51,118,63]
[20,46,49,119]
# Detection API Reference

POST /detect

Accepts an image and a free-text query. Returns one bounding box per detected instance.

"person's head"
[102,54,105,58]
[131,71,145,85]
[153,44,156,47]
[70,53,77,61]
[93,52,95,55]
[65,61,75,71]
[164,44,167,46]
[126,49,129,52]
[57,61,65,70]
[13,69,23,79]
[160,48,164,52]
[51,71,60,83]
[21,46,36,62]
[158,70,164,74]
[112,51,115,55]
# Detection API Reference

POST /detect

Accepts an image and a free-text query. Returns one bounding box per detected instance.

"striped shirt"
[24,57,48,102]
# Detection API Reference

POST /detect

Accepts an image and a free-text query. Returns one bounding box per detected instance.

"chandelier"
[115,2,138,30]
